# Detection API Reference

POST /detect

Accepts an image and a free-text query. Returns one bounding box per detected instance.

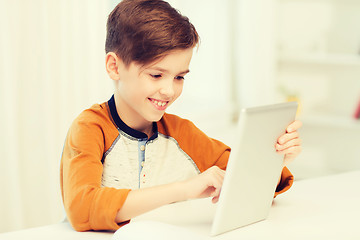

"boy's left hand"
[275,120,302,167]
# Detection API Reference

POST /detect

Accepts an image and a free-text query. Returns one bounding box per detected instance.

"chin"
[147,112,165,122]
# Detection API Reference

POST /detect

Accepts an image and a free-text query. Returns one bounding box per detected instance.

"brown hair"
[105,0,199,66]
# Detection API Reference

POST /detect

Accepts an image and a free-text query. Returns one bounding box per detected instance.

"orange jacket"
[60,96,293,231]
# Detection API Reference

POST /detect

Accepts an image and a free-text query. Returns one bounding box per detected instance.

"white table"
[0,222,113,240]
[125,170,360,239]
[1,171,359,239]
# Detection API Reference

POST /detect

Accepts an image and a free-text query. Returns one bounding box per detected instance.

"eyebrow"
[150,67,190,75]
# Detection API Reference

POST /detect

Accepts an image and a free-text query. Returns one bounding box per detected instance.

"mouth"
[148,98,169,110]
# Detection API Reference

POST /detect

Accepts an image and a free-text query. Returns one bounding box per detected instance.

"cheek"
[174,82,184,98]
[141,81,158,97]
[118,81,143,104]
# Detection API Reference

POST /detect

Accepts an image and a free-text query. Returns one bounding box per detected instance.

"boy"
[60,0,302,232]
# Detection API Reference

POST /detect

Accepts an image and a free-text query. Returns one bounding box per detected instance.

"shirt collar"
[108,95,158,141]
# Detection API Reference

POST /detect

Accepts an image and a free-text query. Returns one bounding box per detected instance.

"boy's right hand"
[115,166,225,223]
[182,166,225,203]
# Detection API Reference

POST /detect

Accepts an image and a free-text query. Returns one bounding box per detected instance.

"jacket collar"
[108,95,158,141]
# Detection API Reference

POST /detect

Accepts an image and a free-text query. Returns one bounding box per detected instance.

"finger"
[276,138,302,151]
[212,186,222,200]
[286,120,302,133]
[211,177,223,195]
[212,196,219,204]
[278,131,299,144]
[209,175,223,198]
[205,167,225,197]
[276,145,302,156]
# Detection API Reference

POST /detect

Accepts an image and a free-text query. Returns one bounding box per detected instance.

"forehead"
[141,48,194,73]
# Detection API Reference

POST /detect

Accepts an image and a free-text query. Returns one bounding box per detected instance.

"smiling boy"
[107,48,193,136]
[60,0,302,232]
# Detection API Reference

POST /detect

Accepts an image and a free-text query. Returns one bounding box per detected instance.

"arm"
[274,120,302,196]
[62,112,227,230]
[116,119,301,223]
[60,112,131,231]
[116,166,225,223]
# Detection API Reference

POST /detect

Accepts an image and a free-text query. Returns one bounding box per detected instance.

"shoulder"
[74,102,111,126]
[67,102,118,151]
[158,113,230,172]
[71,102,115,131]
[158,113,198,135]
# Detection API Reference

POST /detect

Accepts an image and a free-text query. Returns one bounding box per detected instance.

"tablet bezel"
[211,101,298,236]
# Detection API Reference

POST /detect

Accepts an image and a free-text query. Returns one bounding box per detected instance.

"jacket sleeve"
[274,166,294,197]
[158,114,231,172]
[60,114,131,231]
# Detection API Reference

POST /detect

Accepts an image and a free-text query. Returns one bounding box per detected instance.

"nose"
[159,78,175,98]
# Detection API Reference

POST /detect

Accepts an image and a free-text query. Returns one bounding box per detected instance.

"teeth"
[151,99,167,107]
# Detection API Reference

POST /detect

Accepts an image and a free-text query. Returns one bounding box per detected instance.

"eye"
[175,76,185,81]
[150,74,162,79]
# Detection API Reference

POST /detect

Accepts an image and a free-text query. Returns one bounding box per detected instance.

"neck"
[143,125,154,138]
[114,93,153,138]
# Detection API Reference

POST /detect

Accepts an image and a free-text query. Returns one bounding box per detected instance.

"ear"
[105,52,121,80]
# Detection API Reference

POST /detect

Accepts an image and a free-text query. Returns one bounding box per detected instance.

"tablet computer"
[211,101,298,236]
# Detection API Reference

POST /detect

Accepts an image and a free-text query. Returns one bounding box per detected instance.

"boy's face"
[112,48,193,130]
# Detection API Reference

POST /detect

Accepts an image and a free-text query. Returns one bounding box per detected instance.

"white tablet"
[211,101,298,236]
